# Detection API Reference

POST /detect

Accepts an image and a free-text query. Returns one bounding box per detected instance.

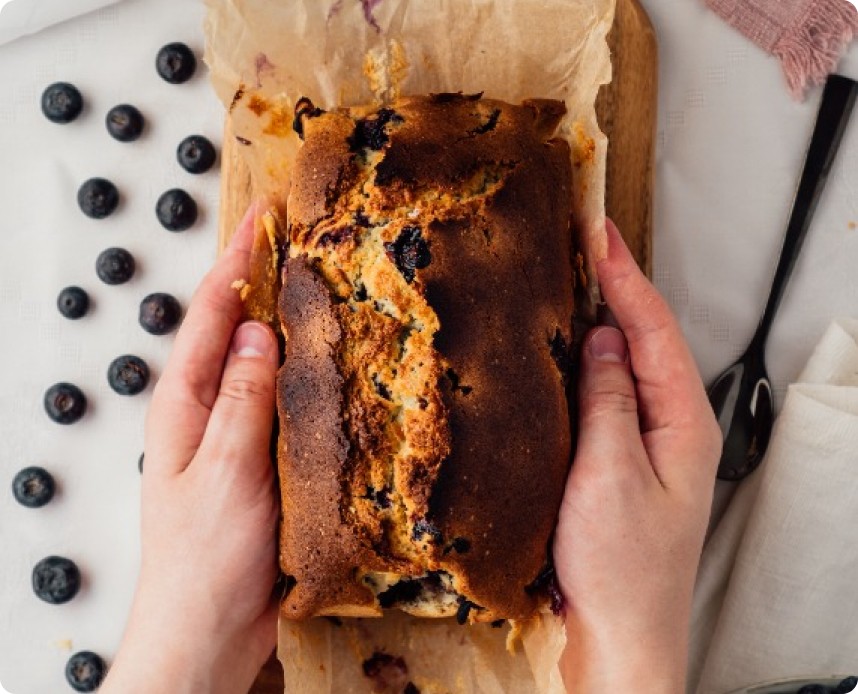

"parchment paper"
[203,0,614,691]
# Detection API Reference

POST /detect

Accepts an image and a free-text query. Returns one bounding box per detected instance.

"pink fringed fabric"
[705,0,858,99]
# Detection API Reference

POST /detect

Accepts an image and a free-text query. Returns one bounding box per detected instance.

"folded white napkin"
[0,0,124,46]
[689,318,858,694]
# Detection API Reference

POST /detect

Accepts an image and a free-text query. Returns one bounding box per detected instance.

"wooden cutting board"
[217,1,657,689]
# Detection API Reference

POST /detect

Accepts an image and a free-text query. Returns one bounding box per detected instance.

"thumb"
[195,321,279,465]
[575,326,648,478]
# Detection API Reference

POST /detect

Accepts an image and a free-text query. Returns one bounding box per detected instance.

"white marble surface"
[0,0,857,692]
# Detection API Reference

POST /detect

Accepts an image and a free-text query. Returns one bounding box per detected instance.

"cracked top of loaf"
[277,93,575,623]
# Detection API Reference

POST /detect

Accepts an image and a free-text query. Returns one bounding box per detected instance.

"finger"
[145,203,259,474]
[598,220,710,433]
[598,220,719,486]
[574,326,653,484]
[194,321,278,473]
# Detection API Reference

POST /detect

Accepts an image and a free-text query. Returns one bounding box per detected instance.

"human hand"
[102,205,280,694]
[554,221,721,693]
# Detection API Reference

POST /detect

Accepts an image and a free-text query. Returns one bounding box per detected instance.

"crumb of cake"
[231,279,252,301]
[849,221,856,230]
[362,40,409,103]
[362,49,385,101]
[388,40,408,100]
[505,619,525,654]
[262,211,279,269]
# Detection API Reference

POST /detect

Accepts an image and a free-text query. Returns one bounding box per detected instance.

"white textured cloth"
[0,0,125,46]
[689,318,858,694]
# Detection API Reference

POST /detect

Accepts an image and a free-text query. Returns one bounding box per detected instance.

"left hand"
[553,220,721,693]
[102,204,280,694]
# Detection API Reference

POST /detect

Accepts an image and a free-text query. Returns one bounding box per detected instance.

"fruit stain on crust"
[246,94,295,138]
[361,651,414,691]
[573,122,596,169]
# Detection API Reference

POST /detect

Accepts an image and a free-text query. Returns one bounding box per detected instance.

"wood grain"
[596,0,658,276]
[216,1,658,690]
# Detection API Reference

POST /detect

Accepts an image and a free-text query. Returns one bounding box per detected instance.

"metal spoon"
[708,74,858,481]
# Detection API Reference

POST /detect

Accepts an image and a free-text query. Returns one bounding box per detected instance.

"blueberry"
[376,579,422,608]
[57,286,89,319]
[77,178,119,219]
[525,562,564,614]
[797,685,828,694]
[105,104,144,142]
[363,485,391,509]
[96,247,135,285]
[384,226,431,283]
[32,556,80,604]
[44,382,86,424]
[65,651,106,692]
[177,135,216,174]
[156,189,197,231]
[139,292,182,335]
[549,329,572,386]
[348,108,403,151]
[445,537,471,554]
[156,42,196,84]
[456,598,477,625]
[292,97,326,139]
[107,355,149,396]
[41,82,83,124]
[837,677,858,693]
[12,467,55,508]
[411,519,442,544]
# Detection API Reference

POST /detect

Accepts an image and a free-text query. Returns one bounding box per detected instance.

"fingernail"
[231,321,275,360]
[588,326,628,363]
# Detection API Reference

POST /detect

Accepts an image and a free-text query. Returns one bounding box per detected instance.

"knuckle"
[219,375,271,403]
[197,288,235,321]
[580,386,638,418]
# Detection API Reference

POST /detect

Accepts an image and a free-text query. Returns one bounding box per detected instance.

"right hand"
[553,220,722,693]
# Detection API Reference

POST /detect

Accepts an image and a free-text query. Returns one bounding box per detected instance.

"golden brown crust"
[277,94,574,622]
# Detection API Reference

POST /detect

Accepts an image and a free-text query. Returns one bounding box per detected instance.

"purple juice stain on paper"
[254,53,275,87]
[362,0,384,31]
[327,0,344,20]
[327,0,383,31]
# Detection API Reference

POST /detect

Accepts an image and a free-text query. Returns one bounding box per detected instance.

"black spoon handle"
[753,74,858,348]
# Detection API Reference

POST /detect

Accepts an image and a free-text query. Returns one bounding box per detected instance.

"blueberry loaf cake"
[277,93,575,623]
